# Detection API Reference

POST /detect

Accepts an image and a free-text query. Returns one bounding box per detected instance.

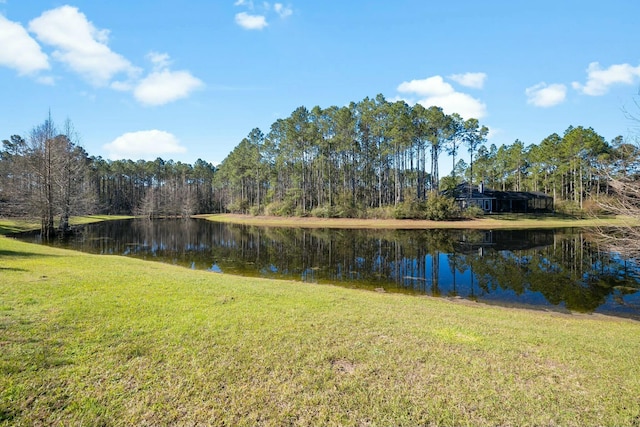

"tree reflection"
[20,219,640,317]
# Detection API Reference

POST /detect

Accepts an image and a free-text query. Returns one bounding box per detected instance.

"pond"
[15,219,640,319]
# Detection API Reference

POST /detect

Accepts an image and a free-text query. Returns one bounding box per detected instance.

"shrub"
[393,199,426,219]
[311,205,338,218]
[365,206,395,219]
[554,200,584,218]
[424,193,460,220]
[227,199,250,214]
[264,200,294,216]
[249,205,263,216]
[462,205,484,219]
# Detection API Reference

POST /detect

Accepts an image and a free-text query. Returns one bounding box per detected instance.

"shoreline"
[198,213,631,229]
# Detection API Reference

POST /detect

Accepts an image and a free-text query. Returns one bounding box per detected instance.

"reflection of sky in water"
[18,219,640,319]
[208,264,222,273]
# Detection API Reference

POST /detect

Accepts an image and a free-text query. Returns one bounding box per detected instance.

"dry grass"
[201,213,635,230]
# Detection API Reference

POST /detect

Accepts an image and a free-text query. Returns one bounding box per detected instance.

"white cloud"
[234,1,292,28]
[235,12,268,30]
[274,3,293,18]
[398,76,454,96]
[103,130,187,160]
[448,72,487,89]
[1,6,201,105]
[525,82,567,107]
[147,51,171,70]
[572,62,640,96]
[134,69,203,106]
[28,5,138,86]
[0,14,49,75]
[419,92,487,120]
[397,75,487,119]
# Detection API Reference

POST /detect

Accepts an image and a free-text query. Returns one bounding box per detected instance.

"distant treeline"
[1,95,639,234]
[215,94,635,217]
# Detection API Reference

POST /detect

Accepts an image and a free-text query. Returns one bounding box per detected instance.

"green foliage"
[424,193,461,221]
[365,206,395,219]
[226,199,250,214]
[249,205,263,216]
[462,205,485,219]
[393,199,426,219]
[553,199,584,218]
[264,200,294,217]
[4,97,629,222]
[439,175,461,193]
[310,204,337,218]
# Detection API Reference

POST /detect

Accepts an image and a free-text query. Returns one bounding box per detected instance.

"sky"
[2,1,640,174]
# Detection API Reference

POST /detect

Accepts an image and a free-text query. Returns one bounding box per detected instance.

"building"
[447,182,554,213]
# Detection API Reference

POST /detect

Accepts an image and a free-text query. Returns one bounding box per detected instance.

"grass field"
[1,233,639,426]
[0,215,133,235]
[202,213,637,230]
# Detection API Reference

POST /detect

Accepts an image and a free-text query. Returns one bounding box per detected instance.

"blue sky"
[1,1,640,173]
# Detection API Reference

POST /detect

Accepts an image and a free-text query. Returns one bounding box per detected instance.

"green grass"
[1,236,640,426]
[0,215,133,235]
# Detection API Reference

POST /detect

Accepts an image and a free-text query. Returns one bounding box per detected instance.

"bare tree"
[54,119,96,232]
[22,115,96,236]
[596,172,640,258]
[26,115,57,235]
[595,99,640,258]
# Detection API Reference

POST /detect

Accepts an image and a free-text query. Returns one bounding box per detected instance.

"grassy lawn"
[1,236,639,426]
[0,215,133,235]
[203,213,637,229]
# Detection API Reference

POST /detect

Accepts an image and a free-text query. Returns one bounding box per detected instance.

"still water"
[16,219,640,319]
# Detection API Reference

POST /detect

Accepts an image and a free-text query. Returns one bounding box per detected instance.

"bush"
[365,206,395,219]
[226,199,250,214]
[393,199,426,219]
[293,206,310,217]
[311,205,337,218]
[264,200,294,217]
[462,205,484,219]
[424,193,460,221]
[554,200,584,218]
[249,205,263,216]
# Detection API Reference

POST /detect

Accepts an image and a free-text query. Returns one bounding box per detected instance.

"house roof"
[446,183,552,201]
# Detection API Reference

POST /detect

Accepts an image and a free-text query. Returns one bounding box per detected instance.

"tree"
[462,118,489,190]
[596,171,640,258]
[0,135,28,216]
[445,113,464,181]
[594,100,640,258]
[22,115,95,236]
[55,120,96,232]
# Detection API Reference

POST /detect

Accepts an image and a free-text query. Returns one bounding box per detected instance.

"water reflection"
[18,219,640,319]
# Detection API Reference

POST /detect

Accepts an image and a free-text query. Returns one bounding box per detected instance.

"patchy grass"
[0,219,42,235]
[202,213,636,230]
[1,236,639,426]
[0,215,133,235]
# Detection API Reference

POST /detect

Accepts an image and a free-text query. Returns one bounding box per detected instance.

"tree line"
[2,95,639,236]
[0,115,218,236]
[216,94,636,217]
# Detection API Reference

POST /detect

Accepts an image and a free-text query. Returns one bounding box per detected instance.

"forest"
[1,94,639,235]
